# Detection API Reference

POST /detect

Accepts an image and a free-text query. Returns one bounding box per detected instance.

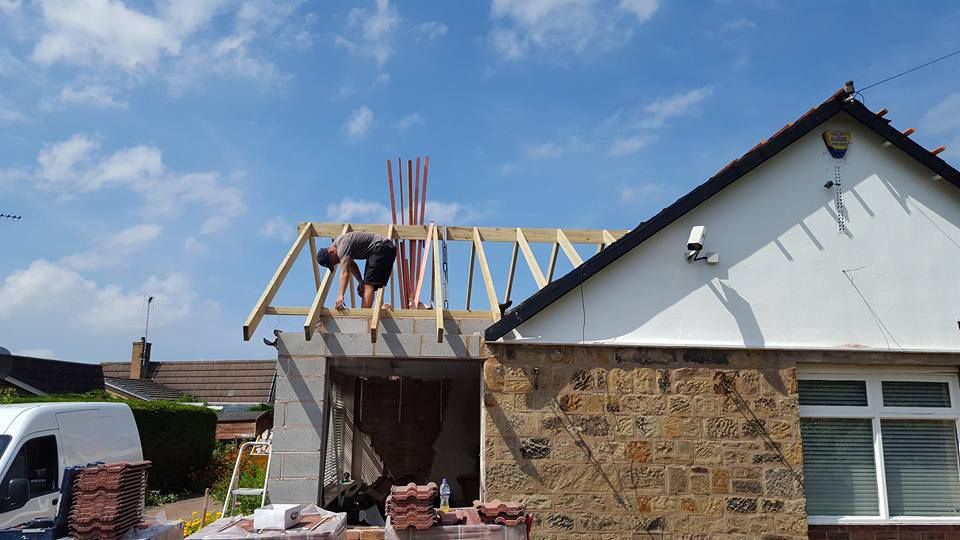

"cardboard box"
[254,504,302,530]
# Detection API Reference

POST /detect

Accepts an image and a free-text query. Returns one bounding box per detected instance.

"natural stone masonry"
[482,344,806,540]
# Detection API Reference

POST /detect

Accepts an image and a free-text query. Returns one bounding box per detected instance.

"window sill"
[809,517,960,526]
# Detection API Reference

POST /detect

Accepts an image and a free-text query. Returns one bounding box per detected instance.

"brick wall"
[809,525,960,539]
[482,344,806,539]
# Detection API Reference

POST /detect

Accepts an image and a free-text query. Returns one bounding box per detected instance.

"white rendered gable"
[509,113,960,352]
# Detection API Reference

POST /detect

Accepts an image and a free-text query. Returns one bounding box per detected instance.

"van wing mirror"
[8,478,28,508]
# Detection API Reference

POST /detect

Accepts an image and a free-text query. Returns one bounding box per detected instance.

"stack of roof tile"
[473,500,525,526]
[386,482,437,530]
[69,461,151,540]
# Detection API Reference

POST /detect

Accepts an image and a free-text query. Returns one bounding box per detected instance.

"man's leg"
[361,283,375,308]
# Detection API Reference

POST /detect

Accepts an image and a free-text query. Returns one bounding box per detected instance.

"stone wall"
[482,344,806,539]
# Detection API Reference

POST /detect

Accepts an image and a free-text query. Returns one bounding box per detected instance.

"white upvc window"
[798,366,960,526]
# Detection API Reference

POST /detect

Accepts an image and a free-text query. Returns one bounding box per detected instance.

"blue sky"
[1,0,959,363]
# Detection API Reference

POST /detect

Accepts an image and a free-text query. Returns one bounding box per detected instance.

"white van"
[0,403,143,529]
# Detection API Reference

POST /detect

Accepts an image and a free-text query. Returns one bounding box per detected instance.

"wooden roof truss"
[243,223,628,344]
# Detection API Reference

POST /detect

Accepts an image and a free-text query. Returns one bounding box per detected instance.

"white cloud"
[488,0,660,60]
[0,95,25,123]
[424,201,493,224]
[184,236,208,255]
[395,112,422,130]
[343,106,374,141]
[415,21,448,42]
[326,198,391,223]
[525,141,563,160]
[720,17,756,32]
[4,133,245,234]
[336,0,400,67]
[618,182,664,202]
[372,72,391,88]
[26,0,301,97]
[43,83,128,110]
[32,0,184,72]
[259,216,295,243]
[61,223,162,270]
[608,134,655,156]
[325,198,492,225]
[0,0,22,15]
[0,259,195,332]
[640,86,714,128]
[921,93,960,135]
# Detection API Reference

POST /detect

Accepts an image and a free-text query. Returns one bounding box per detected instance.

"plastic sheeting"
[187,506,346,540]
[383,518,525,540]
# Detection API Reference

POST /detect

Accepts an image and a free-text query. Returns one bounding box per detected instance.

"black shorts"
[363,241,396,289]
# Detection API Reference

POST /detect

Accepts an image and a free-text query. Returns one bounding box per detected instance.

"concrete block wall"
[268,354,328,504]
[482,344,806,539]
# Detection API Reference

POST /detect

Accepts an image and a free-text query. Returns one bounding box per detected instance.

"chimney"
[130,337,152,379]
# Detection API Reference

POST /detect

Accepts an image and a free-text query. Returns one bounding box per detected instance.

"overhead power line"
[860,47,960,92]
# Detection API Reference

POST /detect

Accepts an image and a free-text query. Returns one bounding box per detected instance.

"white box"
[254,504,302,530]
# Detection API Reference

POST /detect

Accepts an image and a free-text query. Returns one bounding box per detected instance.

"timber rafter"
[243,223,628,344]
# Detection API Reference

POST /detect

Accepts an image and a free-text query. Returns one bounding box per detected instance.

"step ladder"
[222,440,272,516]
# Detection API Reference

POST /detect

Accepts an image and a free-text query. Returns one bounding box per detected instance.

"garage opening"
[320,358,481,526]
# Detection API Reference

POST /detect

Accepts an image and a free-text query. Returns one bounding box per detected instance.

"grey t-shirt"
[334,231,389,260]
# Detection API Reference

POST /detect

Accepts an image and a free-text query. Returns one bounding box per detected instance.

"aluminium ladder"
[222,440,273,516]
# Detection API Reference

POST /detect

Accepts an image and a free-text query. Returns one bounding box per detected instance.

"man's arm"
[335,255,354,309]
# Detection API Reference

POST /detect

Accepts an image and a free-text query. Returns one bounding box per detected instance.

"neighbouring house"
[245,84,960,539]
[0,349,104,396]
[102,340,277,440]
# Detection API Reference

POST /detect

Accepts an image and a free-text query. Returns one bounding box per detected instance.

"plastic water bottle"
[439,478,451,512]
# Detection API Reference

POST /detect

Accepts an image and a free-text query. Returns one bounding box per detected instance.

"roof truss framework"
[243,224,628,343]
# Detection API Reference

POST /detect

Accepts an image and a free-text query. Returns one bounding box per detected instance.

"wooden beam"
[306,223,629,244]
[465,241,476,310]
[316,308,492,319]
[433,227,444,342]
[472,228,501,321]
[557,229,583,267]
[304,269,335,340]
[265,306,310,316]
[307,224,321,291]
[504,241,519,303]
[546,242,559,283]
[243,224,313,341]
[369,287,384,343]
[303,224,349,340]
[602,229,617,246]
[516,228,546,289]
[412,223,435,308]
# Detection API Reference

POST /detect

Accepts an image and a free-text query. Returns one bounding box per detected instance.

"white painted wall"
[509,113,960,352]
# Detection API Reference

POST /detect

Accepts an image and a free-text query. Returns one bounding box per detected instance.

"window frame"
[0,434,59,513]
[798,366,960,525]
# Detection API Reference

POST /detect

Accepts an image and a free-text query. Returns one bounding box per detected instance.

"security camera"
[687,226,706,251]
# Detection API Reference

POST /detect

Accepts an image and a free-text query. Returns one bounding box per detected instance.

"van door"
[0,432,60,528]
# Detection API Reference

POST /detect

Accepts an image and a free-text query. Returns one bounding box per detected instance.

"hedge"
[0,391,217,492]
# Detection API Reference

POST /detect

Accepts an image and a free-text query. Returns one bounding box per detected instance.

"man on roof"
[316,231,396,309]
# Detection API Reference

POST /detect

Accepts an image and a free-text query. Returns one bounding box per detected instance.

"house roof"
[101,360,276,404]
[104,377,187,401]
[216,409,269,422]
[485,86,960,342]
[0,353,104,395]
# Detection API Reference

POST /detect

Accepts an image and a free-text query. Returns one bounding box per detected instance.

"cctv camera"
[687,226,706,251]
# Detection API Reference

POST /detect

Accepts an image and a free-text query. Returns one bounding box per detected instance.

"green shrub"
[0,392,217,492]
[210,443,269,516]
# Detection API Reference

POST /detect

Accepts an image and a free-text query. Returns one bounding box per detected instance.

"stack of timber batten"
[70,461,150,540]
[386,482,438,530]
